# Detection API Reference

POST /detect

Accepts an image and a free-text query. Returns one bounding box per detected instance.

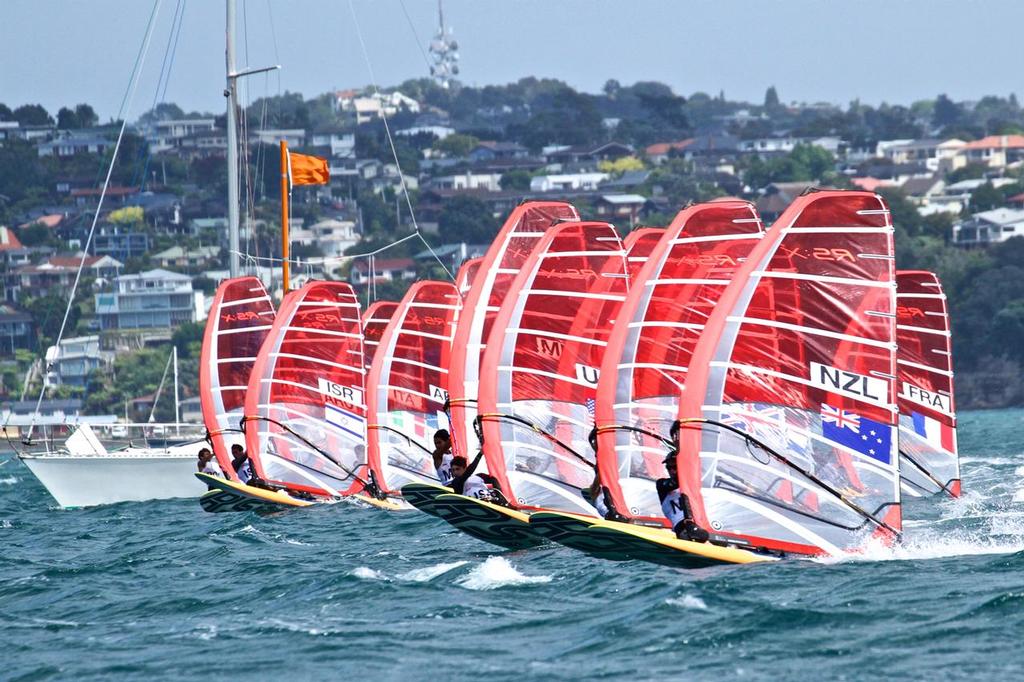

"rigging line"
[345,0,457,287]
[23,0,163,442]
[678,417,901,539]
[138,0,186,190]
[397,0,433,70]
[474,413,596,470]
[148,348,175,423]
[229,231,419,264]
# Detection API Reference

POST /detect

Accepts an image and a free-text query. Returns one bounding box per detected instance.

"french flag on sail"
[911,411,955,451]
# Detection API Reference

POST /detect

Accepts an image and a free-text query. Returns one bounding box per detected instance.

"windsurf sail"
[895,270,959,497]
[595,201,766,522]
[676,190,901,556]
[244,280,368,497]
[366,280,460,492]
[477,221,629,514]
[447,202,579,460]
[200,276,276,479]
[362,301,398,371]
[622,227,663,278]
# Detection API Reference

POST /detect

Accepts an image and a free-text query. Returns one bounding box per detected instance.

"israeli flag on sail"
[821,404,892,464]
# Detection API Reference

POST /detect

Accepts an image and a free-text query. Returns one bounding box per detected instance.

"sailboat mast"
[226,0,240,278]
[173,345,180,434]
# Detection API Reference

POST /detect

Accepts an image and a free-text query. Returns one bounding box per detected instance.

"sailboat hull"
[197,473,315,512]
[20,451,205,508]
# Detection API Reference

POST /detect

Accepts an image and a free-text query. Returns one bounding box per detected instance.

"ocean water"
[3,409,1024,681]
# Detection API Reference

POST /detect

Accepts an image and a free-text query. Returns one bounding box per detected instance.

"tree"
[16,222,51,247]
[764,85,780,109]
[0,103,12,121]
[24,294,79,349]
[138,102,185,123]
[74,103,98,127]
[969,182,1003,213]
[171,322,204,359]
[435,133,479,157]
[108,206,145,225]
[13,103,53,126]
[438,195,499,243]
[500,169,531,191]
[932,94,962,128]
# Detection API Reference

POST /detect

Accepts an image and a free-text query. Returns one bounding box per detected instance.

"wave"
[351,566,388,581]
[665,595,707,610]
[396,561,467,582]
[456,556,552,590]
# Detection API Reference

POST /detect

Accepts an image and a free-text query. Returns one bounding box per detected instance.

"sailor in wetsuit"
[449,452,505,503]
[431,429,453,485]
[656,450,709,543]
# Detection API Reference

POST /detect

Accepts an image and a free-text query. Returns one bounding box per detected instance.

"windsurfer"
[587,471,626,521]
[657,451,709,543]
[197,448,223,477]
[231,443,260,486]
[450,452,505,503]
[431,429,454,485]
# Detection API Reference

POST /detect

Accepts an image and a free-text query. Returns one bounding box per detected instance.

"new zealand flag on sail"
[821,404,892,464]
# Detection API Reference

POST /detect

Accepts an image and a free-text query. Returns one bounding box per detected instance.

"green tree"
[435,133,479,157]
[438,195,499,243]
[74,103,98,127]
[57,107,80,129]
[500,169,531,191]
[932,94,962,128]
[13,103,53,126]
[171,322,204,359]
[764,85,780,109]
[0,103,12,121]
[969,182,1003,213]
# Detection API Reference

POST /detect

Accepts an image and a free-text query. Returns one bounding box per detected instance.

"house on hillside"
[152,245,221,269]
[899,176,957,216]
[290,218,359,259]
[45,335,104,387]
[430,171,503,192]
[755,181,819,223]
[349,258,417,285]
[37,132,112,158]
[546,142,634,165]
[70,186,137,207]
[0,227,22,253]
[95,269,202,330]
[884,139,966,172]
[309,131,356,159]
[0,306,33,354]
[93,225,149,261]
[468,141,530,164]
[953,208,1024,246]
[594,194,649,228]
[530,171,609,193]
[645,139,694,165]
[958,135,1024,169]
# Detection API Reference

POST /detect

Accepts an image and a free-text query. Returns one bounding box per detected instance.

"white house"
[953,207,1024,246]
[885,139,966,172]
[530,172,609,193]
[431,171,503,192]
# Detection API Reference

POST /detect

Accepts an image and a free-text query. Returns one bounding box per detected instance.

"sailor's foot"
[681,520,709,543]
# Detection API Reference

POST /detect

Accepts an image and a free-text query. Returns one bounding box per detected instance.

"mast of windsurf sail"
[366,281,460,493]
[173,345,180,435]
[200,276,276,479]
[676,190,900,556]
[244,281,369,497]
[446,202,579,461]
[895,270,959,497]
[476,221,629,515]
[594,201,765,523]
[225,0,240,278]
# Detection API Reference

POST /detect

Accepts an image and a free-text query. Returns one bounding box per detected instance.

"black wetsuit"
[451,451,504,502]
[656,474,708,543]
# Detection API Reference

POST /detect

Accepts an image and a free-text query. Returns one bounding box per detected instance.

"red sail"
[677,190,900,556]
[366,281,460,492]
[446,202,579,460]
[477,221,629,513]
[362,301,398,371]
[895,270,959,497]
[244,281,367,497]
[199,276,276,479]
[623,227,663,278]
[595,201,765,522]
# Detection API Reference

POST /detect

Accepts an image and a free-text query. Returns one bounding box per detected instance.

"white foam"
[456,556,552,590]
[816,527,1024,564]
[0,476,17,485]
[397,561,468,583]
[665,595,708,610]
[351,566,389,581]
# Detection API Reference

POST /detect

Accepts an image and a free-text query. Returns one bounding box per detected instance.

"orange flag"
[289,151,330,186]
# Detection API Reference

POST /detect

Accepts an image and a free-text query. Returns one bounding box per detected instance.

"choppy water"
[3,409,1024,680]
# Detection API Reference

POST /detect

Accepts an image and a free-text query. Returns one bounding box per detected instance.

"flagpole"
[280,140,290,294]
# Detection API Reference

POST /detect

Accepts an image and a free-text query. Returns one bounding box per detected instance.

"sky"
[1,0,1022,122]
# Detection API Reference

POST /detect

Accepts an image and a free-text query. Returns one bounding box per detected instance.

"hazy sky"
[1,0,1021,121]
